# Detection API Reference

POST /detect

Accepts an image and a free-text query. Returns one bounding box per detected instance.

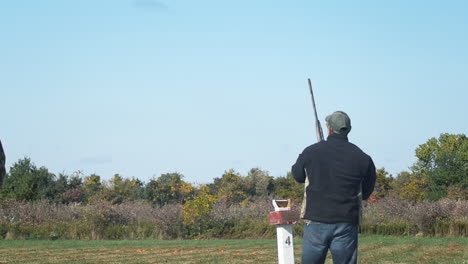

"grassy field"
[0,235,466,264]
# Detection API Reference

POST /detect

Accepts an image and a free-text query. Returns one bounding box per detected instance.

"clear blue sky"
[1,0,467,184]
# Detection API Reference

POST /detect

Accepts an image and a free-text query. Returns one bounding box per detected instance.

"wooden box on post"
[269,210,300,225]
[269,200,300,264]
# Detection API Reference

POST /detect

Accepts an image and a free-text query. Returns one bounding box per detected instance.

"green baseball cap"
[325,111,351,135]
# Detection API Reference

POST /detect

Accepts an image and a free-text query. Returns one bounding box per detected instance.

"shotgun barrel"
[307,79,324,142]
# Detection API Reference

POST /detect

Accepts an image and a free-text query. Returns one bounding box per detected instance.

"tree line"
[0,133,466,205]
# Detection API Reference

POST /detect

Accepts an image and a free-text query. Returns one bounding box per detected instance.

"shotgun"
[300,79,324,218]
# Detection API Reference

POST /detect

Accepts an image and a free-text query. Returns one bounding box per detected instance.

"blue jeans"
[302,222,358,264]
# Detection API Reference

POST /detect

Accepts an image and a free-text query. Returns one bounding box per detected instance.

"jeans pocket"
[303,222,326,245]
[335,223,358,238]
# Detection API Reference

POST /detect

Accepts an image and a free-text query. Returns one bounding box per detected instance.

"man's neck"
[327,133,348,141]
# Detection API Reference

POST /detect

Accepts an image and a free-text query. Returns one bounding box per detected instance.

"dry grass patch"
[0,236,466,264]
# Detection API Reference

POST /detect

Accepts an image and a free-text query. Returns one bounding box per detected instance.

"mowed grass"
[0,235,466,264]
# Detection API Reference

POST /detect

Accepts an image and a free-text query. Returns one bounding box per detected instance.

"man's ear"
[327,125,333,136]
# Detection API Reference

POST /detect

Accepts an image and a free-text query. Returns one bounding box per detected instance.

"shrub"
[154,203,183,239]
[363,196,468,236]
[0,197,466,239]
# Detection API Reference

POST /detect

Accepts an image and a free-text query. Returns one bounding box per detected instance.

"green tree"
[61,171,85,203]
[391,171,428,201]
[104,174,144,203]
[209,169,249,205]
[182,185,216,235]
[68,171,83,188]
[244,168,274,198]
[83,174,103,203]
[1,157,56,200]
[412,133,467,200]
[52,173,70,202]
[273,172,303,202]
[145,172,194,206]
[374,168,393,199]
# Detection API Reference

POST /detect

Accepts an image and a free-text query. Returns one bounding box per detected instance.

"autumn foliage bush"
[362,195,468,236]
[0,196,466,240]
[0,199,181,239]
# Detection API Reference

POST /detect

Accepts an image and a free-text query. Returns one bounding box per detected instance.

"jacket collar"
[327,133,349,142]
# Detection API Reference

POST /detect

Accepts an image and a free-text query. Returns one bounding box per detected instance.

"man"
[292,111,376,264]
[0,140,5,187]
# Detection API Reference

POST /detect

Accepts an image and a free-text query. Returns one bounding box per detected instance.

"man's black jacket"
[292,133,376,225]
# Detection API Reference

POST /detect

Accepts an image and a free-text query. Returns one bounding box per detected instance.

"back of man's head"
[326,111,351,135]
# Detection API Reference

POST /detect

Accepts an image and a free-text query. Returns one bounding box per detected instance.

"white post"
[276,224,295,264]
[270,200,297,264]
